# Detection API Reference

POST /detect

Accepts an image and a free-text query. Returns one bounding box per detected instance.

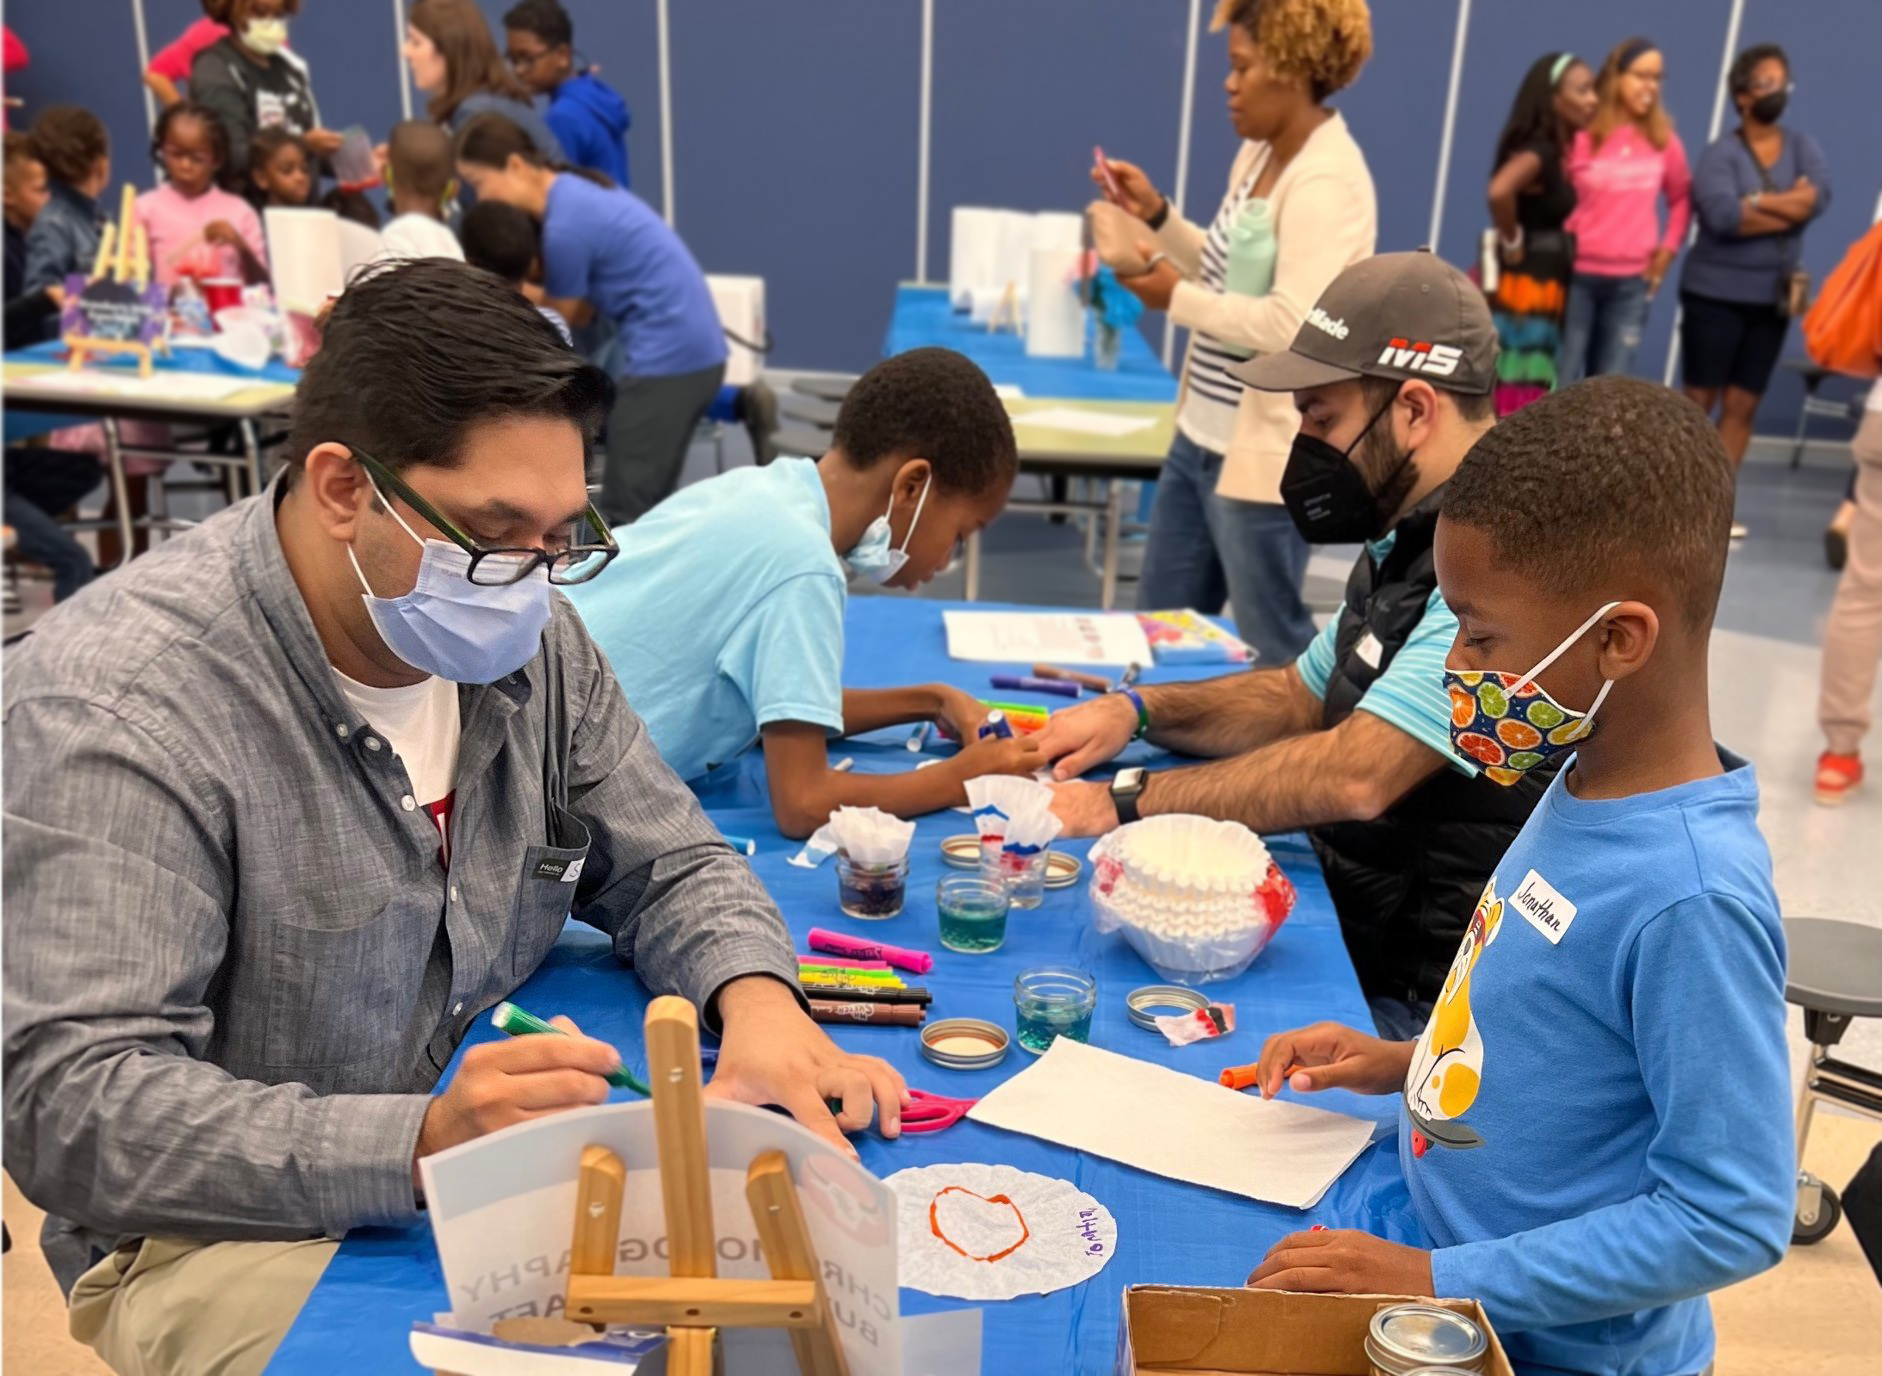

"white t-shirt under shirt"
[1178,150,1272,456]
[332,668,462,859]
[374,213,465,264]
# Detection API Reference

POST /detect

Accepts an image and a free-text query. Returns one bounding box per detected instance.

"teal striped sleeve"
[1295,615,1339,701]
[1353,588,1478,776]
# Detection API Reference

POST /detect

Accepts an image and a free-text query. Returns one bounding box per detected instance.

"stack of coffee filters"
[1089,814,1296,983]
[788,805,917,868]
[963,776,1063,875]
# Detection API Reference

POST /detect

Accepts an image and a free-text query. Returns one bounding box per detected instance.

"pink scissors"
[900,1088,979,1134]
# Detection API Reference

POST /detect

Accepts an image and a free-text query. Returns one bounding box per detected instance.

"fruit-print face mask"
[1444,601,1622,786]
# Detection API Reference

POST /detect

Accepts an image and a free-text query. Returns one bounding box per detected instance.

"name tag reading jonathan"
[1512,867,1576,945]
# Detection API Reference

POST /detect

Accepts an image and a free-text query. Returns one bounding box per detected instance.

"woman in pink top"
[135,102,268,288]
[1558,38,1691,384]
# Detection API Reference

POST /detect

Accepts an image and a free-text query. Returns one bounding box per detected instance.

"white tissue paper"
[788,806,917,869]
[886,1163,1115,1301]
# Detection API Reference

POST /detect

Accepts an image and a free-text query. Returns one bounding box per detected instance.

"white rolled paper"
[1032,211,1084,252]
[1025,245,1086,358]
[948,207,1006,307]
[263,207,347,314]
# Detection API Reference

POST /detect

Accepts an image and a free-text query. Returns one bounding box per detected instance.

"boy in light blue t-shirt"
[566,348,1041,835]
[1246,378,1792,1376]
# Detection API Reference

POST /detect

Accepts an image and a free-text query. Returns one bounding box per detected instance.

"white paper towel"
[995,212,1037,294]
[1025,245,1085,358]
[264,207,346,313]
[948,207,1005,308]
[1031,211,1084,252]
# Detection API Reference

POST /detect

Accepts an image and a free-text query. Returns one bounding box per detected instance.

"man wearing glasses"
[3,260,903,1374]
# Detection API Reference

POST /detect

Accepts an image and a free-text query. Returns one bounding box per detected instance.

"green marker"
[491,1001,650,1096]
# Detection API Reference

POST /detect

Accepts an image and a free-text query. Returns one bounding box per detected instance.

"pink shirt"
[1564,125,1692,278]
[147,17,228,83]
[135,182,268,287]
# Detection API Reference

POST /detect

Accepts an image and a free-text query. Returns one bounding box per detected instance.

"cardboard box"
[1116,1285,1515,1376]
[705,274,765,387]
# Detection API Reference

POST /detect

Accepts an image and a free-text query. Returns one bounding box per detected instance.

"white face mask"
[843,476,930,586]
[243,18,289,56]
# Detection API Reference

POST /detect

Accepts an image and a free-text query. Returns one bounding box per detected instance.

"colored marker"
[720,834,757,856]
[907,721,933,752]
[809,927,935,975]
[809,999,926,1028]
[978,710,1014,741]
[798,954,894,971]
[798,967,902,987]
[833,756,855,773]
[491,1001,650,1095]
[798,983,934,1006]
[1218,1062,1260,1092]
[990,674,1080,699]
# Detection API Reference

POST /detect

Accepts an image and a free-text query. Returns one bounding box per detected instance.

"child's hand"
[303,128,345,158]
[931,685,988,742]
[1246,1230,1433,1296]
[202,220,240,247]
[955,732,1045,780]
[1254,1021,1413,1099]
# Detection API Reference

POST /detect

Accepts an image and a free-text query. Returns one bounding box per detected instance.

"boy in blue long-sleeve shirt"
[504,0,630,190]
[1247,376,1793,1376]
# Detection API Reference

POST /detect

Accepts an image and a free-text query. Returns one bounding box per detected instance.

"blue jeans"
[1137,432,1315,665]
[5,446,99,603]
[1369,993,1436,1042]
[1558,272,1651,384]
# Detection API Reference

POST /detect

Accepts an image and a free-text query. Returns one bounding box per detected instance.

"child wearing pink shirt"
[1559,38,1692,384]
[136,102,268,288]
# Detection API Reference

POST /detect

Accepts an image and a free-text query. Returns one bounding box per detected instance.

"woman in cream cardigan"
[1100,0,1376,664]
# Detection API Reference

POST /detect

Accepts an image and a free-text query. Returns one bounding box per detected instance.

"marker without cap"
[491,1001,650,1095]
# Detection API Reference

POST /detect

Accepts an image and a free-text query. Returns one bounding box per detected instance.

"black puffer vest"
[1309,491,1557,1003]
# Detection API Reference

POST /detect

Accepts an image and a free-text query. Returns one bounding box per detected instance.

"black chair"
[779,394,842,430]
[1784,917,1882,1244]
[790,375,859,404]
[1778,358,1864,469]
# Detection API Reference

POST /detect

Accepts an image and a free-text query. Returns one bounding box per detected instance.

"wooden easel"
[986,280,1022,335]
[562,997,851,1376]
[63,184,170,379]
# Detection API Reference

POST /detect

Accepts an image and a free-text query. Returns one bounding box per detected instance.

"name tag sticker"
[533,857,570,882]
[561,856,585,885]
[1355,631,1383,669]
[1512,868,1576,945]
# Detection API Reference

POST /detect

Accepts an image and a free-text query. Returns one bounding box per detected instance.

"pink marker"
[809,927,935,975]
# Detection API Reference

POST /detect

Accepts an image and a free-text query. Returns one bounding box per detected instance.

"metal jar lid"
[1126,984,1209,1031]
[920,1017,1010,1071]
[943,837,1082,888]
[940,835,982,869]
[1365,1305,1487,1374]
[1043,851,1082,889]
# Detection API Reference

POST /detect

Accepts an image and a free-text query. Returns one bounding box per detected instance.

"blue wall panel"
[6,2,148,204]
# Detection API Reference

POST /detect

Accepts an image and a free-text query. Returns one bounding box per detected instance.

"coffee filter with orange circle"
[885,1163,1116,1301]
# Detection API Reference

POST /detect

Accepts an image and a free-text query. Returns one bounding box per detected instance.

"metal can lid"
[940,835,982,869]
[1126,984,1209,1030]
[1043,851,1083,888]
[1367,1305,1487,1369]
[920,1017,1010,1070]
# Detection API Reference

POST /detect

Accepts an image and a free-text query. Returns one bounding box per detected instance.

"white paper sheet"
[421,1101,906,1376]
[7,370,258,402]
[1009,406,1157,437]
[886,1164,1115,1301]
[943,610,1151,667]
[966,1038,1376,1209]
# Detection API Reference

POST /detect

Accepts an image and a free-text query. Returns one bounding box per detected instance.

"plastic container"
[1365,1305,1488,1376]
[1217,198,1276,358]
[1013,966,1097,1055]
[836,852,907,920]
[936,876,1009,954]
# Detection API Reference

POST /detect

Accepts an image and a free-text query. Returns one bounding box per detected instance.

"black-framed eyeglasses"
[351,447,618,587]
[506,47,549,72]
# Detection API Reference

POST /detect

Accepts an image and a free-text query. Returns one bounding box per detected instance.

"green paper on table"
[490,1001,650,1095]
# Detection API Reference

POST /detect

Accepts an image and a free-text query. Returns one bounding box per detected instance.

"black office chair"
[1778,358,1865,469]
[1785,917,1882,1244]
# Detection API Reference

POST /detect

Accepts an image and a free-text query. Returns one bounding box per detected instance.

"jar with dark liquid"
[836,851,908,920]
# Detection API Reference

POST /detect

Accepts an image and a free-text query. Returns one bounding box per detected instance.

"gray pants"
[596,362,726,526]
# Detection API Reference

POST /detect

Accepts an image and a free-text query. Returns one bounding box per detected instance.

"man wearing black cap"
[1040,250,1553,1035]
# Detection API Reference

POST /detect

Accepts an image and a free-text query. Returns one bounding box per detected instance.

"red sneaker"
[1815,752,1863,807]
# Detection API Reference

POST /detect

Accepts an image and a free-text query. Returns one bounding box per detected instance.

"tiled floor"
[4,437,1879,1371]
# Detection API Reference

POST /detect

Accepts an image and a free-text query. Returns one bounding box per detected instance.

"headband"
[1615,39,1656,75]
[1549,52,1577,86]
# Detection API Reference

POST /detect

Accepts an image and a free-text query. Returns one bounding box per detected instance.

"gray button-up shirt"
[3,486,798,1288]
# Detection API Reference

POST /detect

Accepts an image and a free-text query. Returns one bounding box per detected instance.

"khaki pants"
[68,1237,337,1376]
[1821,410,1882,757]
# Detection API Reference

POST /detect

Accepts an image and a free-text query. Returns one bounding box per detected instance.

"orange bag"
[1803,221,1882,378]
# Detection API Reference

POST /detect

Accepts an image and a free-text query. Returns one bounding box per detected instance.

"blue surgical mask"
[844,477,931,585]
[349,476,552,683]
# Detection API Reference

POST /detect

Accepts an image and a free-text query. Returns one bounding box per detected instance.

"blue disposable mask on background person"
[1442,601,1622,786]
[844,477,931,585]
[243,18,289,56]
[349,477,552,683]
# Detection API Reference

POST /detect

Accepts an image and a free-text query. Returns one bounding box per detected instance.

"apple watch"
[1110,767,1148,825]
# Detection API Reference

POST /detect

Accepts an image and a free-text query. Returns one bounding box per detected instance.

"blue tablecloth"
[270,598,1415,1376]
[882,285,1177,404]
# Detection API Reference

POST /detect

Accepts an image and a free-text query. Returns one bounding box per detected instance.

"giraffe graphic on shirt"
[1402,875,1505,1155]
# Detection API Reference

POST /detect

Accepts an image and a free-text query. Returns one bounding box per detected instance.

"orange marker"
[1219,1063,1260,1091]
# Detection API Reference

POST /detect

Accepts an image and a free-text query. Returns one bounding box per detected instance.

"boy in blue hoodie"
[503,0,630,190]
[1244,377,1793,1376]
